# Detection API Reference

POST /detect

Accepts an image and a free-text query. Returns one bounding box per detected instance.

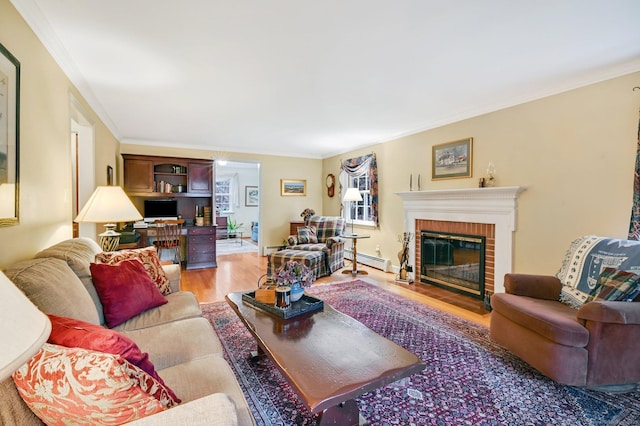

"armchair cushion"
[297,226,318,244]
[504,273,562,300]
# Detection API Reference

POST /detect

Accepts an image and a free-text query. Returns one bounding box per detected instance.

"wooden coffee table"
[226,291,425,425]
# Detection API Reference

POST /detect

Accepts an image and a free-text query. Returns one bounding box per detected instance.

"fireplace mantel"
[396,186,525,293]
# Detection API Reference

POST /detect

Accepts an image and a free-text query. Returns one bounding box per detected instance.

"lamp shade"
[74,186,142,224]
[0,271,51,381]
[343,187,363,202]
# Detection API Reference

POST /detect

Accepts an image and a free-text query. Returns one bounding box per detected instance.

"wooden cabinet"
[187,226,217,270]
[122,154,213,197]
[290,221,305,236]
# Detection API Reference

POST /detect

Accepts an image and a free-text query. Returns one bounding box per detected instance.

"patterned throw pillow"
[90,259,168,328]
[13,343,178,426]
[95,246,171,295]
[47,314,180,403]
[585,268,640,303]
[297,226,318,244]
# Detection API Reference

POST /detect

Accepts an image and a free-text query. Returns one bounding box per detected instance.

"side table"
[341,234,370,276]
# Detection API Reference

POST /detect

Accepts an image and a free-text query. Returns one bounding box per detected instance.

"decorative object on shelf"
[485,162,496,187]
[300,208,315,223]
[74,186,143,251]
[0,43,20,227]
[245,186,259,206]
[343,187,362,235]
[326,173,335,197]
[281,179,307,196]
[396,232,414,283]
[272,260,316,302]
[431,137,473,180]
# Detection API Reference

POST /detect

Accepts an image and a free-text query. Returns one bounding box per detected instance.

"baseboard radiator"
[344,249,391,272]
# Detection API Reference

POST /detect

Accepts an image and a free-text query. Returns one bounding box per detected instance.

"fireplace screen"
[420,231,485,298]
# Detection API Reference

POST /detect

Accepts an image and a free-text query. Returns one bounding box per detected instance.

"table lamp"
[0,270,51,381]
[74,186,143,252]
[343,187,363,235]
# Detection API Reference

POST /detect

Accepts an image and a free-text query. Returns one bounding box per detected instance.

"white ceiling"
[11,0,640,159]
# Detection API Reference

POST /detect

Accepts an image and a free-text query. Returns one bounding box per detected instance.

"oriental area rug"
[201,280,640,426]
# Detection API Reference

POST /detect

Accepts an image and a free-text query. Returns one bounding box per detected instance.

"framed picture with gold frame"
[431,138,473,180]
[0,43,20,227]
[280,179,306,196]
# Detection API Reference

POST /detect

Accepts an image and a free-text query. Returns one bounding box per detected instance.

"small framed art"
[245,186,259,206]
[281,179,306,196]
[432,138,473,180]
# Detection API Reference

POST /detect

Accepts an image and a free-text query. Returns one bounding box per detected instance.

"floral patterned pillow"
[13,343,178,426]
[95,246,171,295]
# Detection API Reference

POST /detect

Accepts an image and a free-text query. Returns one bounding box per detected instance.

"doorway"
[215,160,260,252]
[70,96,95,238]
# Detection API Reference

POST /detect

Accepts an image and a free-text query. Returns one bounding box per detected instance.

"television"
[144,199,178,221]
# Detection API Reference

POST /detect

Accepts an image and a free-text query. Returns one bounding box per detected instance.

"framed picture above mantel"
[431,138,473,180]
[0,43,20,227]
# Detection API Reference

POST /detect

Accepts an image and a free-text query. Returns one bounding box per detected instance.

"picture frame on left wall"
[0,43,20,227]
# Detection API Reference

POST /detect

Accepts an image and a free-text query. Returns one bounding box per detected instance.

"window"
[215,178,232,213]
[341,171,374,226]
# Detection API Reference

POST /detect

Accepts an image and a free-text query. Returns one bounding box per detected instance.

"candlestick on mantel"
[409,174,413,191]
[418,174,421,190]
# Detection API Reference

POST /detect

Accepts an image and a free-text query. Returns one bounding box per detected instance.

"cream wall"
[0,0,120,267]
[118,144,323,255]
[324,72,640,279]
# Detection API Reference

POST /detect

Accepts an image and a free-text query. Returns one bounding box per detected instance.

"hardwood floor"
[180,249,491,328]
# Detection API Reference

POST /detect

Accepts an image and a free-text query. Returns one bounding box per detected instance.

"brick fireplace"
[396,186,525,294]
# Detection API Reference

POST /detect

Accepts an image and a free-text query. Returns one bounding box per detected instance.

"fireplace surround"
[397,186,525,294]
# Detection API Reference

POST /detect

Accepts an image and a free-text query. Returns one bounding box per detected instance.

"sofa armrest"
[577,301,640,325]
[503,273,562,300]
[127,393,238,425]
[163,264,181,293]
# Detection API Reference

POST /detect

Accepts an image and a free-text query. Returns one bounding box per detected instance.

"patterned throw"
[203,281,640,425]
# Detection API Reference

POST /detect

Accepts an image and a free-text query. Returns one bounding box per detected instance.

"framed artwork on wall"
[281,179,306,196]
[0,43,20,227]
[245,185,259,206]
[431,138,473,180]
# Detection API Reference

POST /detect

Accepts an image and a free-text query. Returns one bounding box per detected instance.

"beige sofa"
[0,238,254,425]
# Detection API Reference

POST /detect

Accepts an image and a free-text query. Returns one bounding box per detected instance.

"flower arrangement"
[272,261,316,288]
[300,208,315,222]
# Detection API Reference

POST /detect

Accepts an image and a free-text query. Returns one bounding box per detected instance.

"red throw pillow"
[95,246,172,295]
[90,259,167,328]
[13,344,177,425]
[47,314,180,403]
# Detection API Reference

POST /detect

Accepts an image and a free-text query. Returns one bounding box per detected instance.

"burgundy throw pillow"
[95,246,172,295]
[90,259,167,328]
[47,314,180,403]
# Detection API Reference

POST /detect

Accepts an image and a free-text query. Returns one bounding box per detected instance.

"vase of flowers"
[272,261,316,302]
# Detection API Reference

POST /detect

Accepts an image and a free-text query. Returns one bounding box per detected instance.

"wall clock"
[326,173,335,197]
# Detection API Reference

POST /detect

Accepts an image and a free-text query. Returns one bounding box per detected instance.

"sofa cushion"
[95,246,172,295]
[13,343,176,425]
[46,314,180,403]
[491,293,590,347]
[90,260,167,328]
[158,356,254,426]
[557,236,640,308]
[297,226,318,244]
[4,258,100,325]
[113,291,203,332]
[586,267,640,303]
[34,238,105,322]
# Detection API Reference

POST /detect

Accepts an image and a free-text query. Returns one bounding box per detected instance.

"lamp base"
[99,224,121,252]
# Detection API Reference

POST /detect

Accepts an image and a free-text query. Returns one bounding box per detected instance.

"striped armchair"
[286,216,346,274]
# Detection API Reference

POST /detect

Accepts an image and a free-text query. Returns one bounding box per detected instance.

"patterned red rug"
[201,280,640,425]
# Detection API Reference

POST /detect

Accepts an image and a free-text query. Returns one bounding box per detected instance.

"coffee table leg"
[318,399,361,426]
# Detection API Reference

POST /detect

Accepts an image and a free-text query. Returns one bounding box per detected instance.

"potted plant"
[227,216,244,238]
